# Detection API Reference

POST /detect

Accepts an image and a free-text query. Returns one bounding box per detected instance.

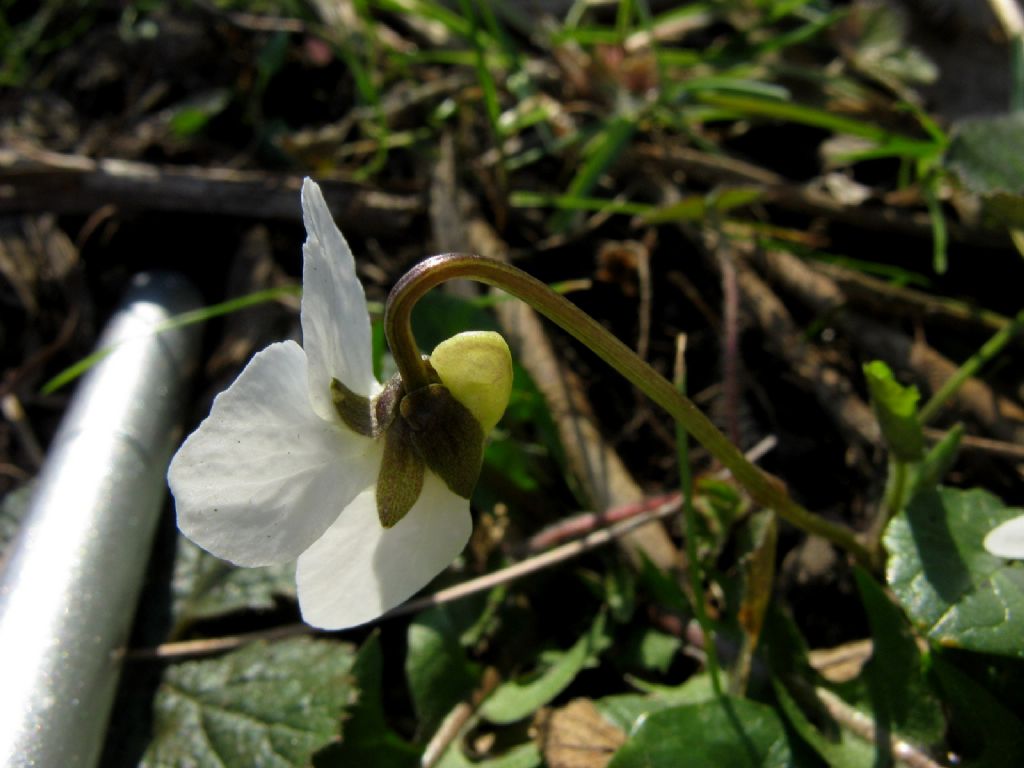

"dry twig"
[0,147,420,235]
[756,248,1024,443]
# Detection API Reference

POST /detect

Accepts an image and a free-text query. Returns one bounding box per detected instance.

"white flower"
[983,514,1024,560]
[168,178,511,630]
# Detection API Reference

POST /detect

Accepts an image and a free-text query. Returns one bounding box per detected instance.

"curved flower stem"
[386,254,874,567]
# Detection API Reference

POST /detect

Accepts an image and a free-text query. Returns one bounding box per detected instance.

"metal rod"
[0,272,201,767]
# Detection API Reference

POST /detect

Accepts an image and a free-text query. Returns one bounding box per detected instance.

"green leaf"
[930,656,1024,767]
[435,742,541,768]
[171,537,295,627]
[406,606,482,736]
[855,568,945,744]
[606,696,792,768]
[863,360,924,461]
[621,628,682,675]
[141,638,356,768]
[480,614,607,724]
[597,673,718,732]
[773,679,874,768]
[885,486,1024,657]
[314,633,419,768]
[945,114,1024,228]
[946,114,1024,197]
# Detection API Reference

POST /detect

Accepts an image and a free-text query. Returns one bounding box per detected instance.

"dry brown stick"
[733,259,881,447]
[421,668,501,768]
[814,687,949,768]
[813,261,1014,334]
[0,147,420,235]
[691,225,881,448]
[631,144,1006,247]
[924,427,1024,461]
[756,248,1024,443]
[1,394,45,469]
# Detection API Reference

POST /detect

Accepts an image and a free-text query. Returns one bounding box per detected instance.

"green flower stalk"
[386,254,874,567]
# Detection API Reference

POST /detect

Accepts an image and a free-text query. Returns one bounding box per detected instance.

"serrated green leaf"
[863,360,924,461]
[172,536,295,627]
[142,638,356,768]
[885,486,1024,657]
[406,606,482,736]
[607,696,792,768]
[855,568,945,744]
[480,614,607,724]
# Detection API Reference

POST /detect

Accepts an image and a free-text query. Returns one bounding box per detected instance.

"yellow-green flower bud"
[429,331,513,434]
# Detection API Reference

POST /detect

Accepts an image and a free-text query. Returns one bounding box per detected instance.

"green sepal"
[400,383,484,499]
[376,416,425,528]
[863,360,924,462]
[331,375,402,438]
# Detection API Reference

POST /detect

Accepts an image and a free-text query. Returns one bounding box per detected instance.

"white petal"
[300,178,380,422]
[295,471,472,629]
[983,515,1024,560]
[169,341,383,567]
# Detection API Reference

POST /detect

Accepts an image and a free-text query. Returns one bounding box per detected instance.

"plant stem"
[869,457,908,549]
[918,307,1024,425]
[674,335,724,696]
[385,254,874,566]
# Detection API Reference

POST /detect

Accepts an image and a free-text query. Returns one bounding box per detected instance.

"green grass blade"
[919,307,1024,425]
[41,286,300,395]
[695,92,940,159]
[510,191,651,217]
[547,115,637,232]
